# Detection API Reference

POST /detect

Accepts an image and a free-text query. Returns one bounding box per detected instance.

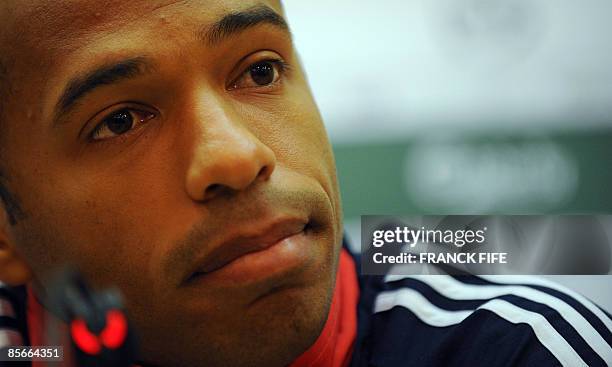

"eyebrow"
[202,4,290,46]
[53,5,290,124]
[53,57,153,125]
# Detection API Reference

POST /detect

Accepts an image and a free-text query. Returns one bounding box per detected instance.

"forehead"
[2,0,281,56]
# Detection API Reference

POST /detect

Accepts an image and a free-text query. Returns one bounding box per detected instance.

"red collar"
[289,249,359,367]
[27,249,359,367]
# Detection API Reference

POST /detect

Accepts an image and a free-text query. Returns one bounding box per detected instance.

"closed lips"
[186,218,308,281]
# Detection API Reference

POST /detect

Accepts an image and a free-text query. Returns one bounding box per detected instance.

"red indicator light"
[101,309,128,349]
[71,318,101,355]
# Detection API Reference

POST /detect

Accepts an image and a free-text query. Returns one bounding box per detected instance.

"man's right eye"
[90,108,155,141]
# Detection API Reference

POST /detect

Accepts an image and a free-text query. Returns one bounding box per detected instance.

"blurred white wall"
[284,0,612,143]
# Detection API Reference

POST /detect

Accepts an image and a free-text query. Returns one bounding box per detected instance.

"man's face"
[0,1,343,366]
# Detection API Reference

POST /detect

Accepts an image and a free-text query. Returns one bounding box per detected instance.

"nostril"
[204,183,224,200]
[256,165,271,181]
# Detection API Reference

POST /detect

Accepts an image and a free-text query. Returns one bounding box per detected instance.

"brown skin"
[0,1,343,366]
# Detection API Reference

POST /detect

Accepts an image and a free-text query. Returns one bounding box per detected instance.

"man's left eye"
[90,108,155,141]
[230,60,285,89]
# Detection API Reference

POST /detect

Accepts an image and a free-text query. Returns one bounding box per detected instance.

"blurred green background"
[334,130,612,218]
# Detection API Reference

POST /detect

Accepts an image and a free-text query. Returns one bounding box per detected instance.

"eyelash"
[86,58,290,144]
[228,58,290,90]
[88,107,156,143]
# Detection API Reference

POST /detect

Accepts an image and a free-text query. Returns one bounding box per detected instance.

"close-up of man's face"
[0,1,343,366]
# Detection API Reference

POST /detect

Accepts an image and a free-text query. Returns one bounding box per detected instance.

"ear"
[0,209,32,286]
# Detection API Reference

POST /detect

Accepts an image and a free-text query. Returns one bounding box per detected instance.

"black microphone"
[43,269,138,367]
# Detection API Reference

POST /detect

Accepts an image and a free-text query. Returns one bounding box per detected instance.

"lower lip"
[188,231,312,286]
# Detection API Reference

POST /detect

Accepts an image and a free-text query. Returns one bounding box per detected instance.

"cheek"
[8,143,185,298]
[246,92,341,220]
[244,87,338,185]
[277,106,343,249]
[285,92,342,230]
[13,185,150,288]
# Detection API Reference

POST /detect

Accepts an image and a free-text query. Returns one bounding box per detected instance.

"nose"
[184,101,276,202]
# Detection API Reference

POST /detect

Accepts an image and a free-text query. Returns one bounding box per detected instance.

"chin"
[138,276,334,367]
[241,280,334,366]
